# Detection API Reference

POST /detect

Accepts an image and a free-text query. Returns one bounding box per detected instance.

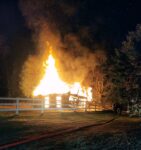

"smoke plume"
[19,0,106,96]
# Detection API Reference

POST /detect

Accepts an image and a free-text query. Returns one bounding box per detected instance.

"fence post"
[41,99,44,114]
[16,98,19,115]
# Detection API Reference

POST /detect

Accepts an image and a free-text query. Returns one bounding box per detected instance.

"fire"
[33,53,69,96]
[33,47,92,108]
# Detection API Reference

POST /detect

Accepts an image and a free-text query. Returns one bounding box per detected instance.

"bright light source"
[56,96,62,108]
[45,96,49,108]
[56,96,62,101]
[32,47,93,109]
[87,87,92,101]
[69,96,74,101]
[45,96,49,100]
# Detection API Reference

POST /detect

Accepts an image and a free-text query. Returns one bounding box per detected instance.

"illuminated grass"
[1,112,141,149]
[0,112,113,145]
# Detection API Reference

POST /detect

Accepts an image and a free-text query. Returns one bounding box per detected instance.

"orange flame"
[33,47,92,102]
[33,53,69,96]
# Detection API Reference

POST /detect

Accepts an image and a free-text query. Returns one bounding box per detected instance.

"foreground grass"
[0,111,113,145]
[21,116,141,150]
[0,112,141,150]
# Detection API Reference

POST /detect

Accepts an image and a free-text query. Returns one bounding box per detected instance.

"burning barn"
[43,93,90,109]
[32,47,92,109]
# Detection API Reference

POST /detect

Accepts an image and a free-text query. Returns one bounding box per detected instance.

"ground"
[0,111,141,150]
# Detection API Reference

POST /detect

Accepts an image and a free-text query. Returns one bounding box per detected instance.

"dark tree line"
[0,36,9,96]
[0,32,35,97]
[101,24,141,104]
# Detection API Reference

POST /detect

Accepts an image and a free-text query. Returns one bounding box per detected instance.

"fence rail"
[0,97,110,114]
[0,97,89,114]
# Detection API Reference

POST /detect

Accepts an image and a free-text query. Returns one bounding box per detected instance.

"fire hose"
[0,117,118,150]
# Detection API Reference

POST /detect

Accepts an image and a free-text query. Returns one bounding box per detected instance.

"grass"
[0,111,141,149]
[0,111,113,145]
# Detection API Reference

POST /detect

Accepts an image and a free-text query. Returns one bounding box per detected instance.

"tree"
[0,36,9,96]
[84,50,109,108]
[7,32,35,97]
[103,49,133,104]
[102,24,141,104]
[121,24,141,100]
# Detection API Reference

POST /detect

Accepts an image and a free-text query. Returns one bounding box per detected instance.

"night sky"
[0,0,141,49]
[0,0,26,39]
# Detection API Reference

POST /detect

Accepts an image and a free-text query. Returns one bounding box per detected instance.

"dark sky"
[0,0,26,39]
[0,0,141,49]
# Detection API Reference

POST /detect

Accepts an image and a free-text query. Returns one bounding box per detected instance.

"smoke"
[19,0,106,96]
[57,33,96,83]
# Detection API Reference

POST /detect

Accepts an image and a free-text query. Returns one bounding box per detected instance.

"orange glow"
[33,53,69,96]
[33,47,92,104]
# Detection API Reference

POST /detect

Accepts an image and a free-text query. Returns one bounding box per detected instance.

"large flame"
[33,49,92,103]
[33,53,69,96]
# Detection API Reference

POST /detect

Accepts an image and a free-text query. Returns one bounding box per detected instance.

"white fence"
[0,97,88,114]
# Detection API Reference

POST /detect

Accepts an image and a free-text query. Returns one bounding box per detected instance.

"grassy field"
[0,111,141,150]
